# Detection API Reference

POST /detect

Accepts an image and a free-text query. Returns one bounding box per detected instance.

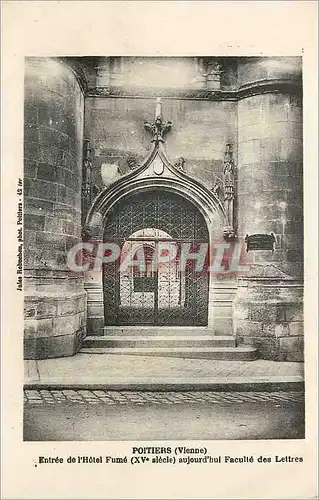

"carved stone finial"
[82,139,93,225]
[144,98,172,143]
[155,97,162,119]
[211,179,222,197]
[224,143,234,177]
[174,156,186,171]
[223,145,235,195]
[222,143,235,237]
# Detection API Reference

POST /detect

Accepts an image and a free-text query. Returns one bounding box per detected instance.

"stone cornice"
[85,77,301,101]
[237,78,302,99]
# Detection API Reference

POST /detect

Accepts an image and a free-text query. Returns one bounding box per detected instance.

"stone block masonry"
[233,60,303,361]
[23,56,303,362]
[233,277,303,361]
[24,58,86,359]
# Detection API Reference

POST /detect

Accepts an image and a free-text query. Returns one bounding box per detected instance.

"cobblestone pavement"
[24,389,304,405]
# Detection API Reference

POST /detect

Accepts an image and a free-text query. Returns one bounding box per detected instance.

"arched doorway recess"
[84,98,230,333]
[103,190,210,326]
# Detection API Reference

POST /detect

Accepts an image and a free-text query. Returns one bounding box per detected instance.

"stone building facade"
[23,56,303,362]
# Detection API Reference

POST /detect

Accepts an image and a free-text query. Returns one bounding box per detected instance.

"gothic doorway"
[103,190,209,326]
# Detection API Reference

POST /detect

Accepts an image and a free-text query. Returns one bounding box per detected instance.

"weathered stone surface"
[237,57,301,88]
[24,291,86,340]
[24,58,85,359]
[279,336,304,355]
[237,91,303,272]
[236,335,279,360]
[84,97,237,192]
[24,318,54,339]
[87,317,104,336]
[288,322,303,337]
[249,304,277,322]
[24,300,58,319]
[274,323,290,338]
[23,57,303,361]
[233,319,263,337]
[261,323,276,337]
[285,303,304,322]
[235,81,303,362]
[212,318,233,335]
[238,140,261,165]
[24,214,45,232]
[233,278,303,361]
[280,350,304,362]
[53,314,84,336]
[24,58,83,265]
[232,303,249,320]
[56,296,86,316]
[24,333,83,359]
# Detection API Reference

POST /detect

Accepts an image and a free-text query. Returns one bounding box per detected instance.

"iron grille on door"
[103,190,209,326]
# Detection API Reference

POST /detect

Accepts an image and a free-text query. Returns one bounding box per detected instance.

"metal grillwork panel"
[105,191,208,241]
[103,191,209,326]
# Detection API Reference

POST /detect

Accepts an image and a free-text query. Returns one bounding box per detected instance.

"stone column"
[233,57,303,361]
[24,58,86,359]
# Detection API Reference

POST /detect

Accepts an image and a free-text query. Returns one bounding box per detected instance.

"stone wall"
[84,97,237,193]
[237,92,303,265]
[83,96,237,335]
[233,278,303,361]
[233,57,303,361]
[23,56,303,361]
[24,58,86,359]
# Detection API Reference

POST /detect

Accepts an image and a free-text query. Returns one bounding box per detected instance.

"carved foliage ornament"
[223,143,235,201]
[144,98,172,144]
[211,178,222,197]
[81,139,93,225]
[144,117,172,143]
[174,156,186,171]
[222,143,236,240]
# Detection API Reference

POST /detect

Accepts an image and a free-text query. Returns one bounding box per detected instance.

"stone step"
[83,335,236,348]
[100,326,222,336]
[80,346,258,361]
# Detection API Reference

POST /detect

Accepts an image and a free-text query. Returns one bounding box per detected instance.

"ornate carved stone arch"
[83,98,231,331]
[85,141,227,242]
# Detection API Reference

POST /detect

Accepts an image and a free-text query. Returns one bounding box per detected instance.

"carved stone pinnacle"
[144,98,172,143]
